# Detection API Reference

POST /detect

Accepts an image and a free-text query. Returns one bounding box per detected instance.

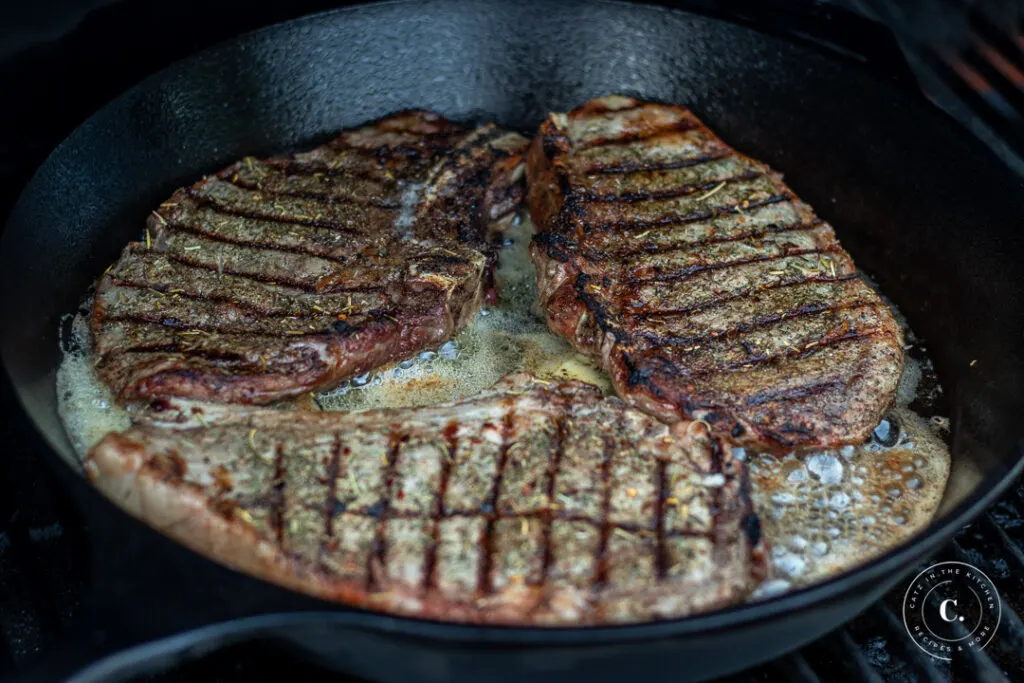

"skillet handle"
[16,625,148,683]
[15,616,257,683]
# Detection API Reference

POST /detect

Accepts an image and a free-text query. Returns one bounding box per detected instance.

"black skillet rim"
[3,0,1024,647]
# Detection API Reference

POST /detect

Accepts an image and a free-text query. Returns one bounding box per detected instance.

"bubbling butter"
[316,214,612,411]
[55,212,951,600]
[56,310,131,462]
[748,405,950,596]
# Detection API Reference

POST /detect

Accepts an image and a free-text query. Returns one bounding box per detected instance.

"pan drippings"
[316,214,612,412]
[56,211,950,601]
[747,405,950,597]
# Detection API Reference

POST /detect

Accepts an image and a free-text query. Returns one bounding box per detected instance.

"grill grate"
[851,0,1024,177]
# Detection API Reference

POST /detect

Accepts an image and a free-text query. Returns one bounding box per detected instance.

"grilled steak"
[92,111,528,405]
[527,96,904,450]
[86,373,768,625]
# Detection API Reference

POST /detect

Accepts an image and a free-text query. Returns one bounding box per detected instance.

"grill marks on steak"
[85,374,767,625]
[92,111,528,405]
[528,96,904,449]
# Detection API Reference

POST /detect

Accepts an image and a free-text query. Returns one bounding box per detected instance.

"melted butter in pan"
[315,213,952,596]
[56,212,952,601]
[56,311,131,464]
[747,285,952,598]
[747,405,950,598]
[316,214,612,412]
[56,214,605,457]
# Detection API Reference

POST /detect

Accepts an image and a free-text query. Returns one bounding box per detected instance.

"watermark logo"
[903,561,1001,660]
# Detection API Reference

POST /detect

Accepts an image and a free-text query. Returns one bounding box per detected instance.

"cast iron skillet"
[2,1,1024,681]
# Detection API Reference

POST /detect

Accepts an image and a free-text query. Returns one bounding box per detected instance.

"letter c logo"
[904,562,1000,660]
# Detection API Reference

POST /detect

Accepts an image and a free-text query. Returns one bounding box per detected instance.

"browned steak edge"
[90,112,528,405]
[527,98,904,450]
[85,375,769,626]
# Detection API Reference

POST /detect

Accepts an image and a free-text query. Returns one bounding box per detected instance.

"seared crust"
[92,111,528,405]
[85,373,768,625]
[528,96,904,450]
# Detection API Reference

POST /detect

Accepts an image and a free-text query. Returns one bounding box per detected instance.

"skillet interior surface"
[2,0,1024,680]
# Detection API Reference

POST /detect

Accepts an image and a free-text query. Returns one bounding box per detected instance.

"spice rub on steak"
[527,96,904,450]
[92,111,528,405]
[85,373,768,625]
